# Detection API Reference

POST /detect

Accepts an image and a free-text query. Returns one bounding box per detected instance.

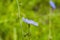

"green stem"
[13,27,17,40]
[28,24,30,40]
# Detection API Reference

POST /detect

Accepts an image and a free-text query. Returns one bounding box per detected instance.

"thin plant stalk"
[13,28,17,40]
[28,24,31,40]
[16,0,23,40]
[48,8,52,40]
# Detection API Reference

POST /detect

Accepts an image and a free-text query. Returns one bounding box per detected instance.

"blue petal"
[49,1,56,9]
[22,17,38,26]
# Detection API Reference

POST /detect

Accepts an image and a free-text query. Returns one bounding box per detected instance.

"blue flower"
[49,1,56,9]
[22,17,38,26]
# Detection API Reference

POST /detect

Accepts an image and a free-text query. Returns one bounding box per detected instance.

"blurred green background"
[0,0,60,40]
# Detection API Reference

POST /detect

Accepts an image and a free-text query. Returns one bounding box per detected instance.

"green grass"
[0,0,60,40]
